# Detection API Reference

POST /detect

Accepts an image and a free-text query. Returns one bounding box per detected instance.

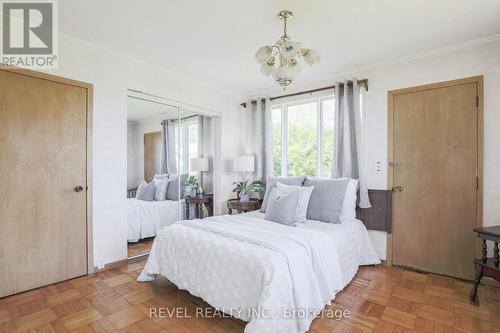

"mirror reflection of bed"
[126,91,215,259]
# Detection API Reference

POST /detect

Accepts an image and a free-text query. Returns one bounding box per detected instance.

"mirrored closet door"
[126,92,216,259]
[126,92,180,259]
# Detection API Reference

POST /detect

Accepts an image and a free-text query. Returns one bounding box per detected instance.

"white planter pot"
[239,193,250,203]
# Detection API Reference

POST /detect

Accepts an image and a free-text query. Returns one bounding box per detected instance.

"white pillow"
[340,178,358,219]
[276,182,314,223]
[153,174,169,201]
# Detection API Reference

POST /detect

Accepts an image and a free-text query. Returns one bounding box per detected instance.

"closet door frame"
[1,66,94,274]
[386,75,483,267]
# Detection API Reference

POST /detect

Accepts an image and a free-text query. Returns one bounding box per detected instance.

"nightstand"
[227,198,262,215]
[185,193,213,219]
[470,226,500,302]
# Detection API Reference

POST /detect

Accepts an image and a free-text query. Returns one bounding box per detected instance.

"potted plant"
[184,176,199,197]
[232,180,264,203]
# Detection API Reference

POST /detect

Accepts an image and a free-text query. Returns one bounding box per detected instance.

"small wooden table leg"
[482,239,488,263]
[208,202,213,217]
[185,203,190,220]
[197,203,203,218]
[470,263,484,302]
[494,241,499,267]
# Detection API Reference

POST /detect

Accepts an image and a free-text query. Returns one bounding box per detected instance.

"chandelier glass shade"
[255,10,320,88]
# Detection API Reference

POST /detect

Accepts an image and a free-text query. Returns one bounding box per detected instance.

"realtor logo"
[1,0,58,68]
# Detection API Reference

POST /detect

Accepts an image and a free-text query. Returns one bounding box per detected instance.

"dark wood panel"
[356,189,392,232]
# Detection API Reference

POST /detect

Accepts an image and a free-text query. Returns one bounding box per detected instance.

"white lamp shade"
[190,157,209,172]
[233,155,255,172]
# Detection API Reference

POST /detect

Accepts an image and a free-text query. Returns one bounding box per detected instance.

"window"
[187,120,199,175]
[177,117,199,175]
[287,101,318,176]
[321,99,335,177]
[272,107,282,175]
[272,94,335,177]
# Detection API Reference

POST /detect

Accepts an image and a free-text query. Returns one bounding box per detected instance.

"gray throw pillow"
[303,177,350,223]
[261,176,305,213]
[265,188,300,226]
[136,180,155,201]
[166,174,188,201]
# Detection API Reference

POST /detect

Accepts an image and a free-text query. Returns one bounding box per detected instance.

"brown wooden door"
[390,78,481,280]
[144,131,161,182]
[0,69,88,297]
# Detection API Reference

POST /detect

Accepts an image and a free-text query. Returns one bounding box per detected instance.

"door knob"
[74,186,84,192]
[392,185,403,192]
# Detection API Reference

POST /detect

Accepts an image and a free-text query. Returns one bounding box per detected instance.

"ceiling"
[60,1,500,96]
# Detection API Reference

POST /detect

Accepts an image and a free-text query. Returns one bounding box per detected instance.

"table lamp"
[233,155,255,181]
[190,157,209,194]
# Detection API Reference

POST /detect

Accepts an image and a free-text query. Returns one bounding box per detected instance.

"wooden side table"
[185,194,213,219]
[470,226,500,302]
[227,198,262,215]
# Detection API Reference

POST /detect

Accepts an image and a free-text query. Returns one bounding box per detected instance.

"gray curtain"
[333,80,371,208]
[160,119,177,174]
[241,98,272,200]
[198,115,213,192]
[244,97,273,185]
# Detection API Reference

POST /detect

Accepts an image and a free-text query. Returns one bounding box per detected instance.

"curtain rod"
[161,114,199,124]
[240,79,368,108]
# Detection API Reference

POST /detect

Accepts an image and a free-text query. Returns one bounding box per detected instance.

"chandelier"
[255,10,320,88]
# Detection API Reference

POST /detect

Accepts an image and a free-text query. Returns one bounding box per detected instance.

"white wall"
[259,38,500,260]
[42,34,243,267]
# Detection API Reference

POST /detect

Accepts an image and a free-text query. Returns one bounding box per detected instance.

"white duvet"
[138,212,380,333]
[127,198,183,242]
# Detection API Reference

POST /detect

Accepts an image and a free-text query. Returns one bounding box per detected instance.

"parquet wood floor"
[1,261,499,332]
[127,238,154,258]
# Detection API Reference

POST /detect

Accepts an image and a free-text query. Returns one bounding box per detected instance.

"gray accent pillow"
[136,180,155,201]
[303,177,350,223]
[261,176,306,212]
[265,188,300,226]
[166,174,188,201]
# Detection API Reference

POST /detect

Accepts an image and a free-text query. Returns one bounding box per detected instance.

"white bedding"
[138,212,380,333]
[127,198,183,242]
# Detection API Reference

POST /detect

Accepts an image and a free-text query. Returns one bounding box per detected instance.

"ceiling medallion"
[255,10,320,89]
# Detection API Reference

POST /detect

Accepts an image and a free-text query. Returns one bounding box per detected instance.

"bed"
[138,210,380,333]
[127,198,184,242]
